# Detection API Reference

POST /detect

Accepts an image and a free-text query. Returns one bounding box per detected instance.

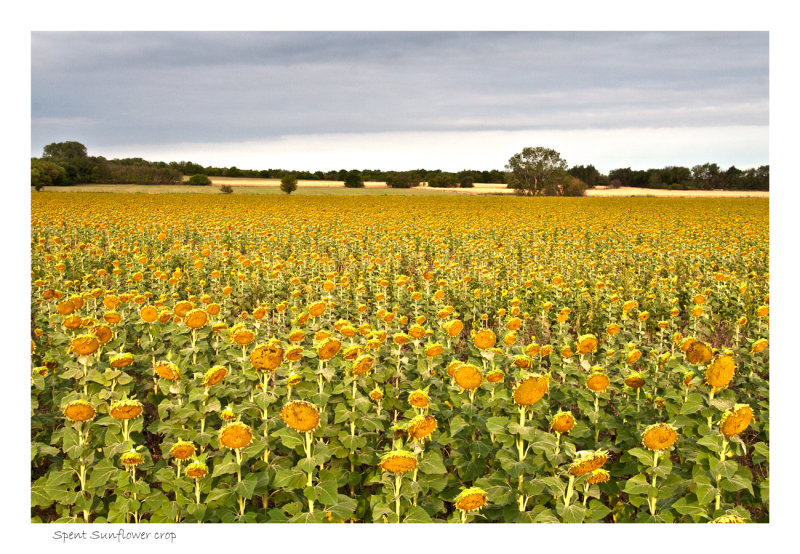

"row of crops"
[31,194,769,523]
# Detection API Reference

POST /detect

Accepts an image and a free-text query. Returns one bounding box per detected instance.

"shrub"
[188,174,212,186]
[220,185,233,194]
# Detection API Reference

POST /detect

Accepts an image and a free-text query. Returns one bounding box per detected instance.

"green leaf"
[680,393,706,415]
[404,505,433,523]
[86,459,118,490]
[315,479,339,506]
[419,451,447,475]
[672,496,708,517]
[623,474,651,496]
[234,473,259,499]
[721,466,754,495]
[557,503,586,523]
[712,459,739,479]
[327,494,358,521]
[628,447,655,466]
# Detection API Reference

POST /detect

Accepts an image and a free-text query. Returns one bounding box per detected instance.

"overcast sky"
[30,31,769,172]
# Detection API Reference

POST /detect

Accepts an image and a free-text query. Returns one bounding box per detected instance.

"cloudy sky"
[31,32,769,172]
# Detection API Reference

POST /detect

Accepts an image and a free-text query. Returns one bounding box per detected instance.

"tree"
[505,147,568,196]
[31,158,67,190]
[386,172,419,189]
[568,164,603,188]
[42,141,88,161]
[187,174,211,186]
[220,185,233,194]
[344,170,364,188]
[281,174,298,194]
[428,173,456,188]
[691,163,721,190]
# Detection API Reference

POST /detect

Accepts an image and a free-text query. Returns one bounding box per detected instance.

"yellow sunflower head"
[454,487,488,512]
[154,360,181,381]
[685,341,713,365]
[169,439,196,460]
[512,373,550,406]
[379,450,417,474]
[408,389,431,409]
[185,459,209,480]
[251,339,285,372]
[219,420,253,450]
[705,355,736,390]
[550,411,576,434]
[641,423,679,451]
[202,365,227,388]
[454,364,483,391]
[587,468,611,485]
[63,399,96,422]
[577,334,598,355]
[568,450,608,476]
[70,333,100,356]
[473,329,496,350]
[120,449,146,467]
[280,400,321,433]
[109,397,143,420]
[352,354,376,376]
[317,337,342,361]
[720,404,753,437]
[407,414,437,441]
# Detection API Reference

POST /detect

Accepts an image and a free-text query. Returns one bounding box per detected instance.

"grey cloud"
[31,31,768,154]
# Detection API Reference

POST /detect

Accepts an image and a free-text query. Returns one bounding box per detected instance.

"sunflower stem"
[394,473,403,522]
[648,450,659,516]
[564,475,575,506]
[715,437,728,511]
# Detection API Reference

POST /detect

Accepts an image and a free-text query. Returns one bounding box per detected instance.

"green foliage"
[220,185,233,194]
[31,158,68,190]
[505,146,569,196]
[187,174,212,186]
[343,171,364,188]
[280,174,298,194]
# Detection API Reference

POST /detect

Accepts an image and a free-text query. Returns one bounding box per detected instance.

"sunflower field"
[30,193,769,523]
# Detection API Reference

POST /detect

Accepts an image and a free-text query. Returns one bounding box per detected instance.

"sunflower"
[586,372,610,393]
[626,349,642,365]
[63,315,83,330]
[110,352,135,368]
[103,311,122,325]
[109,397,143,420]
[407,415,437,440]
[408,389,431,409]
[280,400,321,433]
[202,365,227,387]
[685,341,713,364]
[539,345,554,357]
[232,326,255,346]
[577,334,598,355]
[587,468,610,485]
[174,300,194,317]
[624,372,645,389]
[154,361,181,381]
[751,339,768,353]
[512,373,550,406]
[569,451,608,476]
[63,400,95,422]
[525,343,540,357]
[711,514,746,523]
[379,450,417,474]
[308,300,327,317]
[219,421,253,450]
[446,361,465,377]
[369,387,383,401]
[473,329,496,350]
[185,308,209,329]
[705,355,736,390]
[550,411,575,433]
[70,334,100,356]
[454,487,488,512]
[424,343,444,358]
[392,333,411,346]
[454,364,483,391]
[606,323,620,336]
[221,405,236,421]
[352,354,376,376]
[120,449,145,467]
[444,319,464,338]
[486,369,505,383]
[641,423,678,451]
[169,440,196,460]
[317,337,341,361]
[512,354,534,369]
[185,459,209,479]
[251,340,285,372]
[720,404,753,437]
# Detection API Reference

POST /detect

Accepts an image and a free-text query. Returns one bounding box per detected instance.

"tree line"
[31,141,768,192]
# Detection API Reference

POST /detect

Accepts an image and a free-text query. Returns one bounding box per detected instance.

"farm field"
[30,193,769,523]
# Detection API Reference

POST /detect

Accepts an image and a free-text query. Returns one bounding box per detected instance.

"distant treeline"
[31,141,769,191]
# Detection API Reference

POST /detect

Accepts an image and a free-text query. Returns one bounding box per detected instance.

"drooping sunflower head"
[231,326,255,346]
[221,405,236,421]
[109,397,143,420]
[624,372,645,389]
[408,389,431,409]
[251,339,285,372]
[587,468,611,485]
[550,411,576,434]
[705,355,736,390]
[454,487,488,512]
[512,373,550,406]
[586,371,610,393]
[280,400,321,433]
[70,333,100,356]
[751,338,768,353]
[685,341,713,365]
[154,360,181,381]
[308,300,327,317]
[407,414,437,441]
[185,459,209,480]
[202,365,227,388]
[369,387,383,401]
[577,334,598,355]
[169,440,196,460]
[486,369,505,383]
[473,329,496,350]
[711,514,746,523]
[184,308,209,329]
[454,364,483,391]
[641,423,679,451]
[424,343,444,358]
[446,360,465,377]
[444,319,464,338]
[219,420,253,450]
[110,352,135,368]
[378,450,417,474]
[352,354,376,376]
[63,399,96,422]
[626,349,642,365]
[568,450,608,476]
[120,449,145,467]
[317,337,342,361]
[720,404,753,437]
